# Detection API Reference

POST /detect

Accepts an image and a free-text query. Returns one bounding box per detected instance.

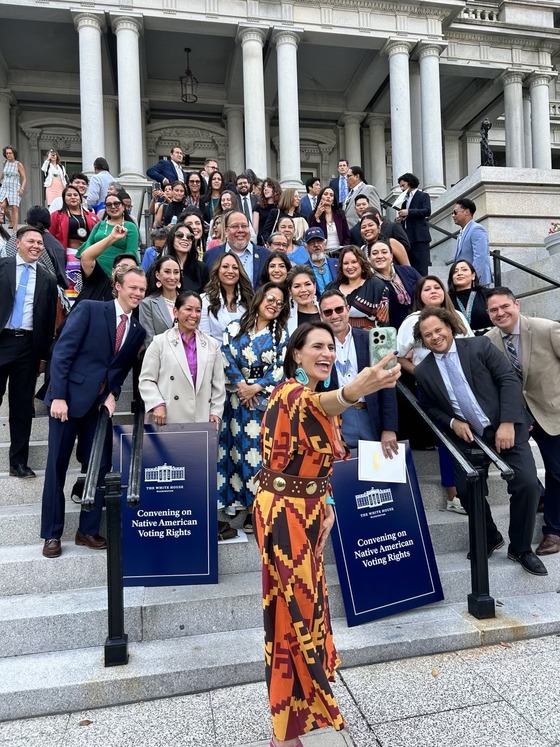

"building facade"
[1,0,560,213]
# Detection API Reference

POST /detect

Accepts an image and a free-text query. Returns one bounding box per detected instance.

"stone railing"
[549,101,560,119]
[461,3,499,21]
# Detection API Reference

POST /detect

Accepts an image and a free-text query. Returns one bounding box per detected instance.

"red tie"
[114,313,127,354]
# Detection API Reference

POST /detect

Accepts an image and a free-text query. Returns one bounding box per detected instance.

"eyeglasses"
[105,201,122,208]
[227,223,249,231]
[265,295,285,309]
[321,305,346,318]
[175,232,194,241]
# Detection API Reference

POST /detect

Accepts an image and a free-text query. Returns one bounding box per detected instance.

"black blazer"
[325,327,398,435]
[203,243,270,289]
[404,190,432,244]
[414,336,529,442]
[0,256,57,363]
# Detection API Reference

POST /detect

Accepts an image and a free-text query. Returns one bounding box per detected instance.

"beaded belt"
[258,466,328,498]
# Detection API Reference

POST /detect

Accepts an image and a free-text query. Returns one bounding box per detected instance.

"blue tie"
[339,176,348,203]
[9,263,31,329]
[442,352,485,436]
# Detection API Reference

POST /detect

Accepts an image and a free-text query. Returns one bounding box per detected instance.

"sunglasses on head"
[175,232,194,241]
[265,295,284,309]
[321,305,346,317]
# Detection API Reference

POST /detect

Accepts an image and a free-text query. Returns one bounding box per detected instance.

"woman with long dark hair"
[369,240,420,329]
[157,181,187,226]
[328,245,389,329]
[286,264,320,335]
[308,185,351,252]
[261,188,307,246]
[448,259,492,334]
[253,321,400,747]
[139,255,182,346]
[254,177,282,245]
[201,170,225,222]
[200,252,254,343]
[41,149,67,207]
[218,282,290,530]
[185,171,205,209]
[260,250,291,286]
[164,223,209,293]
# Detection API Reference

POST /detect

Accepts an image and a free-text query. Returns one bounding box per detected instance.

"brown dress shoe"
[75,531,107,549]
[536,534,560,556]
[43,539,61,558]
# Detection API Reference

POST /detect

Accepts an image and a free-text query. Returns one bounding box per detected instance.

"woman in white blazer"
[139,255,181,346]
[139,290,226,426]
[199,251,254,344]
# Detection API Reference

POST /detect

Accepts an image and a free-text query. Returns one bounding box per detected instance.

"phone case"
[368,327,398,368]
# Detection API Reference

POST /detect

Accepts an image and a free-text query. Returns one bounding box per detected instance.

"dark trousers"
[0,334,36,467]
[40,404,112,540]
[531,422,560,536]
[453,429,539,554]
[408,241,431,276]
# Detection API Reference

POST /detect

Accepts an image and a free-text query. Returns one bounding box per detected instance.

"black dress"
[451,288,491,334]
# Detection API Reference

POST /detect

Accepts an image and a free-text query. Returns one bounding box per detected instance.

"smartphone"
[369,327,398,369]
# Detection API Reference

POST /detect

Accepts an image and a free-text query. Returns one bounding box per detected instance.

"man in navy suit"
[146,146,187,187]
[299,177,321,219]
[203,210,270,288]
[0,227,57,478]
[414,306,546,576]
[452,198,493,286]
[329,159,349,203]
[319,289,398,453]
[40,266,147,558]
[396,172,432,276]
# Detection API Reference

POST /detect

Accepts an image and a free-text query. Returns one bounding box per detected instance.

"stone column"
[523,92,533,168]
[418,42,446,195]
[103,97,119,176]
[443,131,461,187]
[21,128,42,211]
[0,90,12,150]
[367,115,387,197]
[111,15,145,179]
[529,72,553,170]
[223,106,245,174]
[238,26,268,178]
[273,28,303,187]
[73,12,105,174]
[409,62,423,182]
[384,39,414,187]
[461,131,481,175]
[339,113,363,167]
[265,107,274,178]
[502,70,525,168]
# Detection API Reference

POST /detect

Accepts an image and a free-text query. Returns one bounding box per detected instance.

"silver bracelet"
[336,387,356,408]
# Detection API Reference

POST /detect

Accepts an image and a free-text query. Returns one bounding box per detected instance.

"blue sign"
[330,443,443,626]
[113,423,218,586]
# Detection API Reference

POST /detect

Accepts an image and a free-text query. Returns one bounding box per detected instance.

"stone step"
[0,496,544,557]
[0,469,82,506]
[2,589,560,722]
[0,411,134,443]
[2,534,557,658]
[0,440,79,472]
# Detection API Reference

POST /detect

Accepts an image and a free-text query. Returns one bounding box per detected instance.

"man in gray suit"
[486,287,560,556]
[452,198,493,286]
[343,166,381,229]
[414,306,546,576]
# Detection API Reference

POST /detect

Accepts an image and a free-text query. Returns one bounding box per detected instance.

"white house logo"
[355,486,394,510]
[144,463,185,483]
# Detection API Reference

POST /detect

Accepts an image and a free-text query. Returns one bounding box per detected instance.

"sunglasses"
[175,232,194,241]
[189,179,201,184]
[105,201,122,208]
[265,295,285,309]
[321,305,346,317]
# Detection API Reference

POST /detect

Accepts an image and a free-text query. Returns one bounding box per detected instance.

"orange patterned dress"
[253,379,348,741]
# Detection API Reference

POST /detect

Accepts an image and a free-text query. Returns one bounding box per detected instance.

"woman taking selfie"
[253,321,400,747]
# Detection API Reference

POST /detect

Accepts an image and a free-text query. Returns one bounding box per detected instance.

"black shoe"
[467,534,504,560]
[507,549,548,576]
[243,513,253,534]
[71,476,86,504]
[10,464,36,478]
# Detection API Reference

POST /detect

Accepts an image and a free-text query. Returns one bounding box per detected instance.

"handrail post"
[465,448,496,619]
[81,406,110,510]
[493,249,502,286]
[104,471,128,666]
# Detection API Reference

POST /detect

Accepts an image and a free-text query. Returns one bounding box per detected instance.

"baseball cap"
[304,227,326,243]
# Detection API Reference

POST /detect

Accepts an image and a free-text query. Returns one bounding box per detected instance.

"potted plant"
[545,221,560,255]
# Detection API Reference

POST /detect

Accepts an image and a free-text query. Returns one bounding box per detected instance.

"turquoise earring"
[295,367,309,385]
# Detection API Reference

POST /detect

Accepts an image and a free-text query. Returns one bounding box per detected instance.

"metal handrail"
[81,406,111,510]
[380,196,457,239]
[491,249,560,290]
[126,399,145,508]
[471,433,514,480]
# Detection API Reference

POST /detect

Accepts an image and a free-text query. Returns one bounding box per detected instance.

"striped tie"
[504,334,523,381]
[442,353,485,435]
